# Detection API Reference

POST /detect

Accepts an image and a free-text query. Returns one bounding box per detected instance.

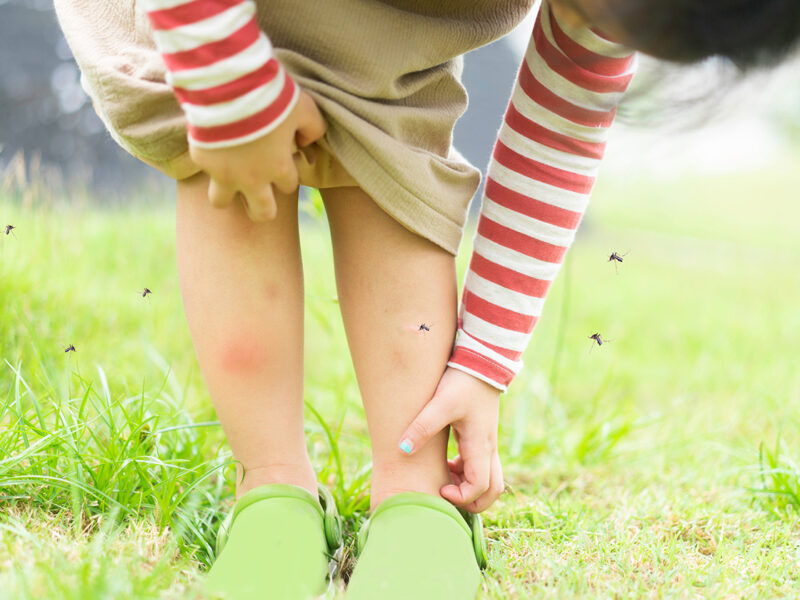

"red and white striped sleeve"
[447,1,637,391]
[142,0,298,148]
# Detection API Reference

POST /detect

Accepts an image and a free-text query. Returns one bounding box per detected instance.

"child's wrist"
[182,70,299,150]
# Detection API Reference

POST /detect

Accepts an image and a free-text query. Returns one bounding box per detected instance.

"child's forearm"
[142,0,298,148]
[448,1,636,391]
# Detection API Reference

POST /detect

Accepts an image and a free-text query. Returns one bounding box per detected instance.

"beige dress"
[53,0,534,254]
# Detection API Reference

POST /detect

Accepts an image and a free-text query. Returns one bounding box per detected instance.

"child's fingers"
[208,179,237,208]
[463,452,504,513]
[241,185,278,221]
[447,456,466,486]
[398,394,456,456]
[439,443,490,507]
[270,158,300,196]
[294,91,327,148]
[493,451,504,495]
[447,455,464,472]
[448,470,466,487]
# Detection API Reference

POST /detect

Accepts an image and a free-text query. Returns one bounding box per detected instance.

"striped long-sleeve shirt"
[447,3,636,391]
[142,0,636,392]
[144,0,298,148]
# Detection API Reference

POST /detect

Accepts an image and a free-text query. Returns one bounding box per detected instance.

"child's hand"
[188,89,326,221]
[399,367,504,513]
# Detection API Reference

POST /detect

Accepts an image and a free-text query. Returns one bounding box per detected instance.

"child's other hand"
[188,90,326,221]
[399,367,504,513]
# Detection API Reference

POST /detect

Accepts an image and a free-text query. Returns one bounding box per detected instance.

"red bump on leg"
[218,337,268,374]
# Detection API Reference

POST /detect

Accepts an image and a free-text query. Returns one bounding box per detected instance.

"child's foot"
[206,483,342,600]
[345,492,487,600]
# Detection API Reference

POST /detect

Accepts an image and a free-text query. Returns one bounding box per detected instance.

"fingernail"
[399,439,413,454]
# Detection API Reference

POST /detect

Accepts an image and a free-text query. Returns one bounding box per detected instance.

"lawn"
[1,157,799,598]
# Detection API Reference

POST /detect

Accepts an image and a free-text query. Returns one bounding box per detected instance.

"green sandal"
[345,492,488,600]
[206,483,342,600]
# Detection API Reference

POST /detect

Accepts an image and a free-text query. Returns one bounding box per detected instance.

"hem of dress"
[326,127,476,256]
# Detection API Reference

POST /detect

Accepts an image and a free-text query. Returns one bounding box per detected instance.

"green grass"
[1,157,799,598]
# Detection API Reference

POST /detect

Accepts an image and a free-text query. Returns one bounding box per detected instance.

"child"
[52,0,800,598]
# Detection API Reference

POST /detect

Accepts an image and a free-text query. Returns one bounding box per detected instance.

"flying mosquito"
[588,333,610,350]
[608,250,630,274]
[64,344,76,353]
[140,288,152,297]
[5,224,15,236]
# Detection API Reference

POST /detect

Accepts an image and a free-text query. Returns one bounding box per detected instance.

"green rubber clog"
[345,492,488,600]
[206,483,342,600]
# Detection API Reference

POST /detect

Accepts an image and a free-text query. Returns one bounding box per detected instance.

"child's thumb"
[398,397,451,456]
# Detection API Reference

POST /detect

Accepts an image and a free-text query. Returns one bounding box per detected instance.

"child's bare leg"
[322,187,456,510]
[176,173,316,499]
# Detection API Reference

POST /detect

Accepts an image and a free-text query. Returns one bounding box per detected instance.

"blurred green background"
[2,0,800,597]
[1,152,798,597]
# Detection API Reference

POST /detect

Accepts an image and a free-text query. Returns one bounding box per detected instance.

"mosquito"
[588,333,610,351]
[5,225,15,236]
[418,323,431,332]
[608,250,629,274]
[64,344,76,353]
[140,288,152,297]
